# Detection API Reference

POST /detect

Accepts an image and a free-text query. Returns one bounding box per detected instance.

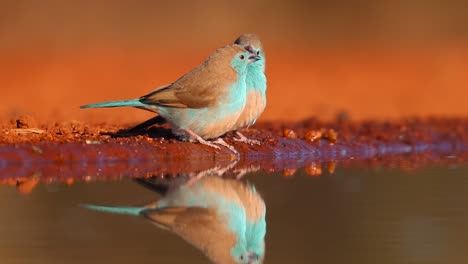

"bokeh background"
[1,0,467,123]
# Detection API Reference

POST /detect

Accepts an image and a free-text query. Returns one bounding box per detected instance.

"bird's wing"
[142,207,237,256]
[139,83,188,108]
[140,59,236,109]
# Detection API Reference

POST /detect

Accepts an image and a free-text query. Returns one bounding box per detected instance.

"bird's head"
[232,251,263,264]
[234,252,249,264]
[246,236,265,264]
[247,250,264,264]
[221,44,251,74]
[231,245,265,264]
[234,33,265,65]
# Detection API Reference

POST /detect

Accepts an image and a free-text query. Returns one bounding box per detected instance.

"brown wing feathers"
[139,45,240,109]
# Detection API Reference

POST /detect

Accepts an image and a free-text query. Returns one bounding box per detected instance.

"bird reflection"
[82,174,266,264]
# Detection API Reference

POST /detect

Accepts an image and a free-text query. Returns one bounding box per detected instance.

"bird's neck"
[246,64,267,94]
[225,74,247,111]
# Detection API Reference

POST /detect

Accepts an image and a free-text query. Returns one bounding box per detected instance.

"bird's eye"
[240,55,245,60]
[240,255,244,260]
[256,50,260,55]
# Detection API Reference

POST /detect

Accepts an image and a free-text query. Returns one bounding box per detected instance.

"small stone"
[15,115,37,129]
[304,130,323,142]
[305,163,322,176]
[283,168,297,177]
[327,161,337,174]
[283,129,298,139]
[325,129,338,144]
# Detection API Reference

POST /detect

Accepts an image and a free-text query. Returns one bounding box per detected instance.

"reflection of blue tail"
[80,99,146,109]
[81,204,145,216]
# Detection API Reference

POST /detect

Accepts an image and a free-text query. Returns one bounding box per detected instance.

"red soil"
[1,115,467,178]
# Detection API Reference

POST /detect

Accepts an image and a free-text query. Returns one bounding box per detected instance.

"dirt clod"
[283,129,298,139]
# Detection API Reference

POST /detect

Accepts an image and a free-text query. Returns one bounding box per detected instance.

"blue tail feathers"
[81,204,145,216]
[80,99,146,109]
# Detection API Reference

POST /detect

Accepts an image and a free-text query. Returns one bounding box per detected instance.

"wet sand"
[1,116,466,195]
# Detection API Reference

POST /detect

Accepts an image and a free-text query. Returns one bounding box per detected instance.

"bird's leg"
[212,138,239,156]
[184,129,240,155]
[187,158,240,185]
[233,165,261,179]
[233,131,261,145]
[184,129,221,149]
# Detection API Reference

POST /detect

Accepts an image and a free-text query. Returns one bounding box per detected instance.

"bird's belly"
[194,110,242,139]
[160,105,243,140]
[235,90,266,128]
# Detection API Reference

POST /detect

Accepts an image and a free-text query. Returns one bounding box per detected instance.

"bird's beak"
[248,55,261,63]
[247,252,260,263]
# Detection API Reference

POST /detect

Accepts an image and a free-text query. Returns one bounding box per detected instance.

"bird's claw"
[187,158,240,185]
[212,138,239,156]
[185,128,238,154]
[197,139,221,149]
[233,132,261,145]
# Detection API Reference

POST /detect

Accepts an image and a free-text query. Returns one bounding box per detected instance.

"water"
[1,163,468,264]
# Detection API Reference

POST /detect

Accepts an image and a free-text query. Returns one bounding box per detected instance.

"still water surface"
[1,164,468,264]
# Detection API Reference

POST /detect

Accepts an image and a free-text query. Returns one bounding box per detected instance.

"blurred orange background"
[1,0,467,124]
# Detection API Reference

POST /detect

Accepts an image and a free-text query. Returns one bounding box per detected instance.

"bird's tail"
[81,204,145,216]
[80,99,146,109]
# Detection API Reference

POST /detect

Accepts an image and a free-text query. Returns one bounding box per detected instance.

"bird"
[81,175,267,264]
[225,179,266,263]
[81,44,260,151]
[231,33,267,145]
[125,34,267,146]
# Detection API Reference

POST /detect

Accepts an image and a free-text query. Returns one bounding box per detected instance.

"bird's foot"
[184,129,221,149]
[197,138,222,149]
[184,129,239,155]
[233,165,261,179]
[187,159,240,185]
[233,131,261,145]
[212,138,239,156]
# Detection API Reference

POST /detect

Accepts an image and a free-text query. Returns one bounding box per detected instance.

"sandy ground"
[1,115,467,194]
